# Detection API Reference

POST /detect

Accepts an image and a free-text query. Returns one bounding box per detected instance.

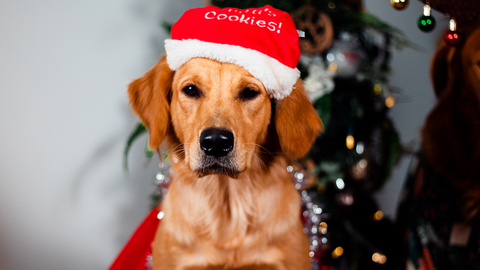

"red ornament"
[444,30,462,46]
[444,18,462,46]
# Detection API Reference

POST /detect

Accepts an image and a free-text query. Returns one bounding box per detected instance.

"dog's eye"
[182,85,200,98]
[240,88,259,101]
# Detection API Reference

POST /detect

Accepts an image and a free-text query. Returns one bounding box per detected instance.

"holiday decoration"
[416,0,480,44]
[418,0,480,23]
[417,4,435,32]
[165,5,301,100]
[292,5,334,55]
[301,55,335,101]
[325,32,362,78]
[121,0,409,269]
[390,0,409,10]
[150,161,171,208]
[108,207,161,270]
[443,18,462,46]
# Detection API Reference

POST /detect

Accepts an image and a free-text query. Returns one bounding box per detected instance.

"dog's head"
[128,56,322,177]
[430,26,480,100]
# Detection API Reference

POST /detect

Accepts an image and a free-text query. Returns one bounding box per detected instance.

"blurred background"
[0,0,447,269]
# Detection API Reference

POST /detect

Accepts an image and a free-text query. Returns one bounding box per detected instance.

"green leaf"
[370,118,402,191]
[340,11,418,50]
[145,142,154,159]
[314,94,332,131]
[123,122,148,171]
[161,21,173,34]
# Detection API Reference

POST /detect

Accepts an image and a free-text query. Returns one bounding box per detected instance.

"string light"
[331,246,344,259]
[319,222,328,234]
[372,253,387,264]
[372,210,384,221]
[336,178,345,190]
[385,96,395,108]
[356,141,364,154]
[328,62,338,74]
[373,84,382,95]
[346,135,355,149]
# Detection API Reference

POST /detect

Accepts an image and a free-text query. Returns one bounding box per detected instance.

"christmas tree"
[123,0,410,269]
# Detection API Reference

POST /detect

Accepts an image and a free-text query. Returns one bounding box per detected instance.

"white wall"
[0,0,203,269]
[364,0,447,218]
[0,0,445,269]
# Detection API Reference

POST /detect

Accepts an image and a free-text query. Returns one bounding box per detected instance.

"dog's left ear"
[275,80,323,158]
[128,55,174,150]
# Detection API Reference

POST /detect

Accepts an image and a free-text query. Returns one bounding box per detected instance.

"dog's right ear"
[128,55,174,150]
[430,40,455,98]
[275,80,323,158]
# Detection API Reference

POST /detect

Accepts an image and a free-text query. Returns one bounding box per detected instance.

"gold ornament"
[390,0,409,10]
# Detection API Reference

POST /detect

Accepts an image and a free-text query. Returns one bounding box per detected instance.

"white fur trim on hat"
[165,39,300,100]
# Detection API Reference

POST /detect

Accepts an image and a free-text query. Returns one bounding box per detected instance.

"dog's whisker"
[242,148,267,170]
[243,143,277,156]
[244,143,284,157]
[165,143,195,161]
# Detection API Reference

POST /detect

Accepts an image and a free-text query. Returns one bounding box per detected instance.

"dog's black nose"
[200,128,234,157]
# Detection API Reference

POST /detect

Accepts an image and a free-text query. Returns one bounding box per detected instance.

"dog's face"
[170,58,272,176]
[128,56,322,177]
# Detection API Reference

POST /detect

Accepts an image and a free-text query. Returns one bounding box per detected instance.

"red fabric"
[171,5,300,69]
[108,208,161,270]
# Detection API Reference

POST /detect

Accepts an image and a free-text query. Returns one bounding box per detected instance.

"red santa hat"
[164,5,301,100]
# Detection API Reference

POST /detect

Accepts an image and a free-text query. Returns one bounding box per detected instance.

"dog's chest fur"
[156,157,301,267]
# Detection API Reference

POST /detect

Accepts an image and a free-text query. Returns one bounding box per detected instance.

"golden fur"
[128,56,322,269]
[422,26,480,221]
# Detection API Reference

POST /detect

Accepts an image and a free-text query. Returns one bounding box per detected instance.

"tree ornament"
[390,0,409,10]
[301,55,335,101]
[325,32,362,78]
[417,4,436,32]
[417,0,480,24]
[444,18,462,46]
[292,5,334,55]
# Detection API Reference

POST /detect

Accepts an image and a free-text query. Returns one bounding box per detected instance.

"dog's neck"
[422,89,480,181]
[160,154,300,249]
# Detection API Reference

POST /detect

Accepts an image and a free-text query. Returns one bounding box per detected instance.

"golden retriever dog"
[128,55,322,270]
[422,25,480,222]
[395,24,480,269]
